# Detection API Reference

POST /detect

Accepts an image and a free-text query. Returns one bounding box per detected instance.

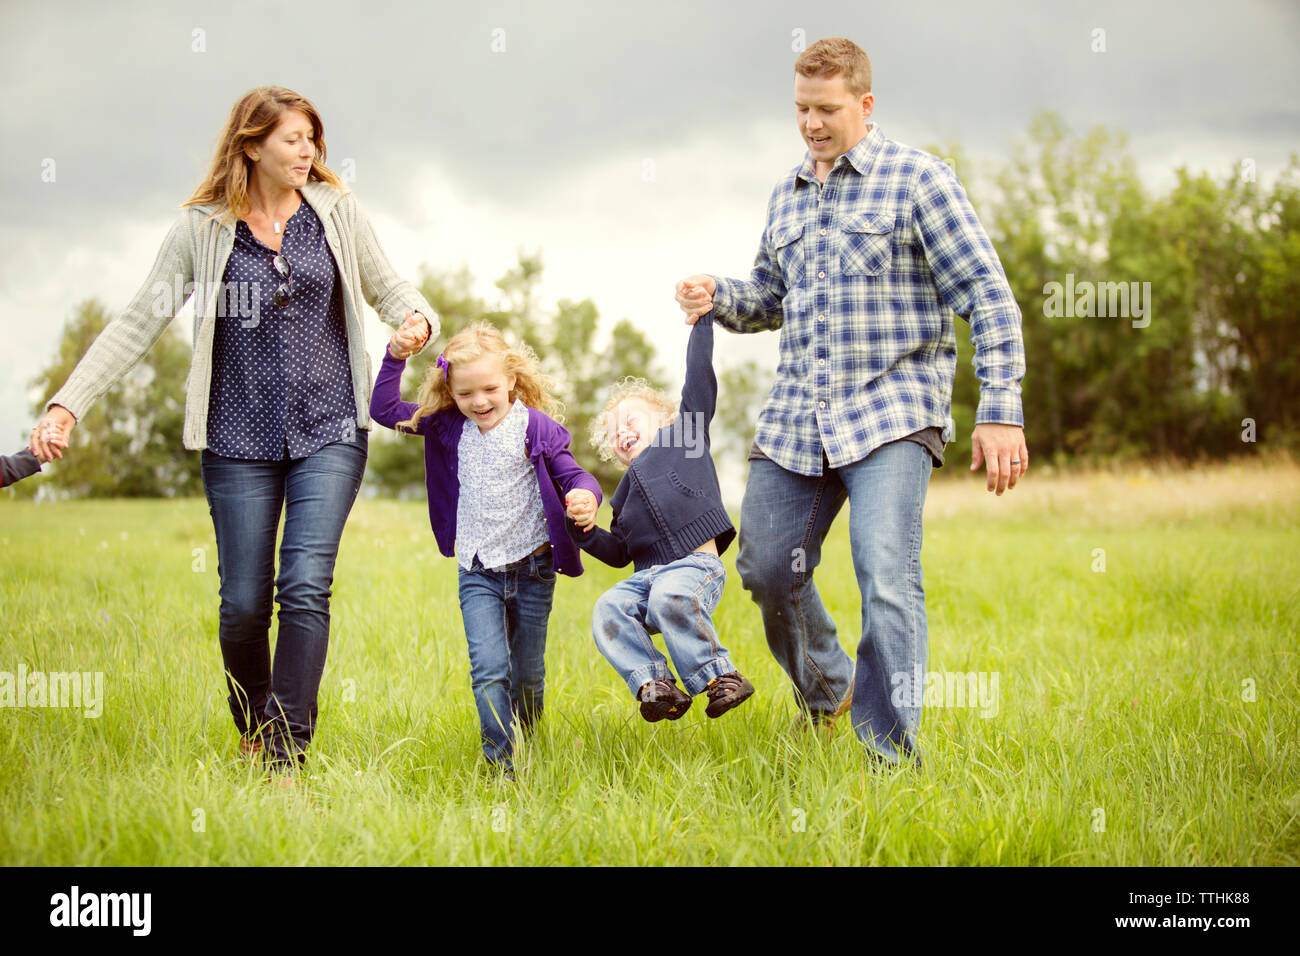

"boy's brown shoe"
[638,678,692,722]
[704,671,754,718]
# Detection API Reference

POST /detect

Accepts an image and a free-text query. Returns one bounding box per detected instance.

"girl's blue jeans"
[457,547,556,769]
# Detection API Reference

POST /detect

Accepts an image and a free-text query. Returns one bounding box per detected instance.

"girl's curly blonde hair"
[399,321,559,432]
[589,377,677,466]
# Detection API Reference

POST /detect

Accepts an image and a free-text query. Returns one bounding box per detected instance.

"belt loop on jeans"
[529,541,550,573]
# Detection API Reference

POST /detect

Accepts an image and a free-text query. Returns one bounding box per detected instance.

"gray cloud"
[3,0,1297,229]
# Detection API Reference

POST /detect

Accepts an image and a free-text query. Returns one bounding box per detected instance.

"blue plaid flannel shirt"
[712,124,1025,477]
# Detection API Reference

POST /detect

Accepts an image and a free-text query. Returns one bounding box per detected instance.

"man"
[675,37,1027,766]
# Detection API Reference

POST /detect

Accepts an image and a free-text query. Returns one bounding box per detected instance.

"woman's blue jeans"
[456,547,556,770]
[200,431,367,769]
[737,440,932,764]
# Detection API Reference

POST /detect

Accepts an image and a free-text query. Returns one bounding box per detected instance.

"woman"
[29,86,437,777]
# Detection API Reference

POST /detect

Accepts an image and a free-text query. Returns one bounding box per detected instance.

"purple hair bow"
[436,354,449,381]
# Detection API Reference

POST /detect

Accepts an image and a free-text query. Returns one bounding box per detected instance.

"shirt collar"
[796,123,884,185]
[216,181,340,237]
[464,397,527,441]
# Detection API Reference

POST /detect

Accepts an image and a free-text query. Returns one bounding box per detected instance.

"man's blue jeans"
[200,431,367,769]
[457,547,556,769]
[737,440,932,763]
[591,551,734,698]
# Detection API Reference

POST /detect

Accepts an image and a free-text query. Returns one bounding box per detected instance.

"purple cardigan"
[369,352,601,577]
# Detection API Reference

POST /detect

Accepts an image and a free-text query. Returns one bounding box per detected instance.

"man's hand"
[30,405,75,463]
[565,489,598,532]
[389,312,430,360]
[970,423,1028,495]
[675,275,717,325]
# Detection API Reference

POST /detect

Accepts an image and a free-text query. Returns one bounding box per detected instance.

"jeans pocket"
[695,565,725,613]
[532,553,557,584]
[840,214,894,276]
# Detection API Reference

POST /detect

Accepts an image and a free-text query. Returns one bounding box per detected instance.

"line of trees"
[947,112,1299,464]
[17,112,1299,498]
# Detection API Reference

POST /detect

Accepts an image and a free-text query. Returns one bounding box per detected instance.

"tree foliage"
[983,111,1300,461]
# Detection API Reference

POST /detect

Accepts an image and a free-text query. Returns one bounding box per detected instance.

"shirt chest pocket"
[840,214,895,277]
[771,224,806,286]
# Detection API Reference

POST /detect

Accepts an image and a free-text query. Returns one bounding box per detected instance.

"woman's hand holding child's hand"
[565,489,598,532]
[388,312,431,360]
[29,406,75,463]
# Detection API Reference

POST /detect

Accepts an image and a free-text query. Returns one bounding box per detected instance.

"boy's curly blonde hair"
[589,377,677,466]
[399,321,560,432]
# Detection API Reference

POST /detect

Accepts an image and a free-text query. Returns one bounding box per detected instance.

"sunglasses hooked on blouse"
[271,253,293,308]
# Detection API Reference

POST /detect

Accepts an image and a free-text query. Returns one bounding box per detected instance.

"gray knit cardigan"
[48,181,438,450]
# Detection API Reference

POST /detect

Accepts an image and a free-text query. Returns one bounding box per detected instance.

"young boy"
[565,312,754,722]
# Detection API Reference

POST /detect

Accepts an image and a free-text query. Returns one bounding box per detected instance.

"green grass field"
[2,460,1297,866]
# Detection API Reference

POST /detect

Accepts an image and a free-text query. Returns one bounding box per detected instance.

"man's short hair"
[795,37,872,96]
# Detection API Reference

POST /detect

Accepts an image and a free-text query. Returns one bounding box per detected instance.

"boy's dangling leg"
[591,571,688,721]
[646,551,752,718]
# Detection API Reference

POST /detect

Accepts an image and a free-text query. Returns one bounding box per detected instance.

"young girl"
[370,318,601,777]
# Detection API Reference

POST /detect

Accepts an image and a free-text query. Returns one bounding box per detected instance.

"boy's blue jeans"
[736,440,932,764]
[457,547,556,769]
[591,551,735,698]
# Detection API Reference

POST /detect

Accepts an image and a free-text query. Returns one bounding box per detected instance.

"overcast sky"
[2,0,1297,483]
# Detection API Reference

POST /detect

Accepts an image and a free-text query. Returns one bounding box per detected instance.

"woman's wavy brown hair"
[184,86,343,222]
[399,321,560,432]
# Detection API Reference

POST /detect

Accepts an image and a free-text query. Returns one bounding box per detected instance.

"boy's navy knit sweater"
[569,312,735,571]
[0,449,41,488]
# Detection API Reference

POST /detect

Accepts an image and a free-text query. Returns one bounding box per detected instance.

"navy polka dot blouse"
[207,200,357,460]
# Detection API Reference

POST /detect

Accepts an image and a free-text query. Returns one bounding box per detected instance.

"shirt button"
[818,271,825,278]
[818,401,827,409]
[818,359,825,366]
[817,314,825,322]
[819,228,827,235]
